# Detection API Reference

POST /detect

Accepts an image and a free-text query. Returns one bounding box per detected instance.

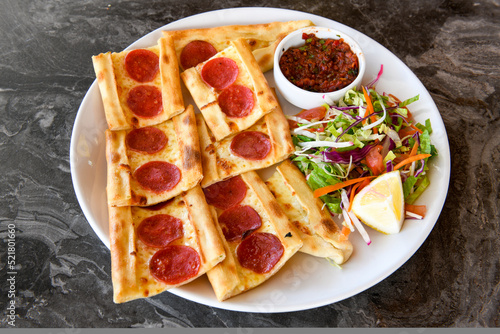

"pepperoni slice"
[127,85,163,118]
[202,175,247,210]
[126,127,167,154]
[125,49,159,83]
[236,232,284,274]
[230,131,271,160]
[201,57,239,90]
[137,214,183,248]
[149,245,200,285]
[134,161,181,193]
[218,84,255,118]
[218,205,262,242]
[180,40,217,70]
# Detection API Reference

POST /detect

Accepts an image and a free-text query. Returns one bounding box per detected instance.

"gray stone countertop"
[0,0,498,328]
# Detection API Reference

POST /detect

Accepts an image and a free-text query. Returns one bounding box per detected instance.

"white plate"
[70,8,450,313]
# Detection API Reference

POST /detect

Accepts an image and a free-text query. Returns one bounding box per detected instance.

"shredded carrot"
[348,182,361,212]
[339,225,351,242]
[410,141,419,156]
[410,123,423,134]
[362,87,374,117]
[388,93,401,103]
[389,93,413,119]
[313,176,376,198]
[362,87,379,133]
[393,154,431,170]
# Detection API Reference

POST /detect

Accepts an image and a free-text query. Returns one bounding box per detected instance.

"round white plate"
[70,8,450,313]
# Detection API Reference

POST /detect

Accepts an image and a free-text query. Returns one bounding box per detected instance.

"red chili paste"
[279,33,359,93]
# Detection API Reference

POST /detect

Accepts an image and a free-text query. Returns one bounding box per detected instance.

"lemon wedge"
[351,170,405,234]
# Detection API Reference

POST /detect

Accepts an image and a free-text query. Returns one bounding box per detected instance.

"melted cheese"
[207,174,301,300]
[213,118,275,179]
[111,46,161,125]
[183,39,277,141]
[127,120,184,204]
[131,196,198,298]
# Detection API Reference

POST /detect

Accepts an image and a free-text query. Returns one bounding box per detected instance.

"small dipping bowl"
[274,26,366,110]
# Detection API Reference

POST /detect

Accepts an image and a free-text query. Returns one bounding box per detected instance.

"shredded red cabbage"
[366,64,384,88]
[386,160,394,172]
[322,144,376,164]
[390,113,409,126]
[414,159,425,177]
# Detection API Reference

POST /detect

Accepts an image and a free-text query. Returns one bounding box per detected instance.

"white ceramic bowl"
[273,26,366,110]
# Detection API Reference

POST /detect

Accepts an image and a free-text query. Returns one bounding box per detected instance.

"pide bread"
[105,105,202,207]
[265,159,353,264]
[181,38,279,141]
[204,171,303,301]
[92,35,184,130]
[196,104,294,188]
[108,185,225,303]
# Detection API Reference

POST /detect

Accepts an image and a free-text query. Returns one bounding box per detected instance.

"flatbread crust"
[109,185,226,303]
[106,105,203,207]
[196,103,294,188]
[206,171,303,301]
[92,35,184,130]
[265,159,353,264]
[181,38,279,141]
[163,20,314,73]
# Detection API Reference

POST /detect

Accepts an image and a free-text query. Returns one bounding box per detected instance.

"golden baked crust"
[266,159,353,264]
[92,36,184,130]
[105,105,203,207]
[109,185,225,303]
[206,171,303,301]
[196,103,294,188]
[164,20,314,72]
[181,38,278,141]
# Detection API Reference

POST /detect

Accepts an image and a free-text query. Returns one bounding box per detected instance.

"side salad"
[287,65,438,244]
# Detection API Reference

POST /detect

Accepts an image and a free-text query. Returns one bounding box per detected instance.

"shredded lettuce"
[399,94,420,107]
[405,175,431,204]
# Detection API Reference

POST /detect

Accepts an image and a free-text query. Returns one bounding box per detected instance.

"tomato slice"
[289,106,327,129]
[405,204,427,218]
[297,106,327,121]
[366,145,385,176]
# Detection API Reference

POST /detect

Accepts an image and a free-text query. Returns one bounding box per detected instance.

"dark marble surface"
[0,0,499,328]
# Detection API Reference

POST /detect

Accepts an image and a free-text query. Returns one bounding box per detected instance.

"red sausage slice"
[202,175,247,210]
[126,127,167,154]
[125,49,159,83]
[180,40,217,70]
[127,85,163,118]
[137,214,183,248]
[236,232,284,274]
[134,161,181,193]
[218,84,255,118]
[201,57,239,90]
[218,205,262,242]
[149,245,200,285]
[230,131,271,160]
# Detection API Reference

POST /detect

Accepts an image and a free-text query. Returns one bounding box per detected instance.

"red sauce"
[279,33,359,93]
